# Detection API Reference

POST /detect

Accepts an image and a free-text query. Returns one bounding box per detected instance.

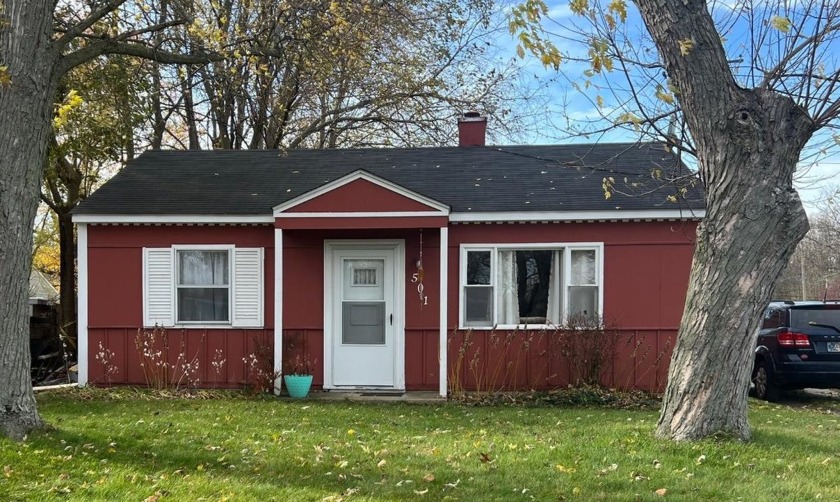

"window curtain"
[179,251,229,285]
[546,250,562,325]
[570,250,596,285]
[178,251,229,322]
[498,251,519,324]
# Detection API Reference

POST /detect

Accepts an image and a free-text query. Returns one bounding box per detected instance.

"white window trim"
[172,244,234,326]
[458,242,605,330]
[143,244,264,330]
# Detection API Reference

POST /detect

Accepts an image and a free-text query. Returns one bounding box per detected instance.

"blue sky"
[492,0,840,213]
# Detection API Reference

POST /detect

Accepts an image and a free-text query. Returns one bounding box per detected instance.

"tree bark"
[634,0,815,440]
[0,0,60,440]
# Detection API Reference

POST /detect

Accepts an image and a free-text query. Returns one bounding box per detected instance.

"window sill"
[143,324,264,330]
[458,324,558,331]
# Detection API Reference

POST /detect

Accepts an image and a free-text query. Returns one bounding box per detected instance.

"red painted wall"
[86,220,697,393]
[287,179,438,213]
[443,221,697,392]
[87,224,275,387]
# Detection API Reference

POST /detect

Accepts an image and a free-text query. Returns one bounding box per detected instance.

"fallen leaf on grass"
[655,488,667,496]
[413,489,428,495]
[444,479,460,489]
[423,473,435,482]
[377,459,387,468]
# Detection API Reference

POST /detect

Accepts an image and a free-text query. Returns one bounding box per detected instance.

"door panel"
[329,246,400,388]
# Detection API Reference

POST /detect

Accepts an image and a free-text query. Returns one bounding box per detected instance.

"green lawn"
[1,389,838,501]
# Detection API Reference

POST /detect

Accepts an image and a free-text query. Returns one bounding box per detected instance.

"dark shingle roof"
[74,142,704,215]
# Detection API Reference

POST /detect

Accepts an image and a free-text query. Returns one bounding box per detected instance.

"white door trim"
[323,239,405,390]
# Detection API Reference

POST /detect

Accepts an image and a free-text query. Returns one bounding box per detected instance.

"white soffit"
[272,170,450,217]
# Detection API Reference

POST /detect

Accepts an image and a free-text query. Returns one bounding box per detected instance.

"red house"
[72,115,703,396]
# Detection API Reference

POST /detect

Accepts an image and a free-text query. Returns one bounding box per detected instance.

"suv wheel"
[752,360,779,402]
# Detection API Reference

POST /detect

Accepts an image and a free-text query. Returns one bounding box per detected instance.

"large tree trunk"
[0,0,59,440]
[634,0,815,440]
[655,92,811,440]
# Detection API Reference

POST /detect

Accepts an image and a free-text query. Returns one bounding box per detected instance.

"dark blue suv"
[753,301,840,401]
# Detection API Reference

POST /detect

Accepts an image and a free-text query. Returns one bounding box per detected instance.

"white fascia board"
[274,211,447,219]
[449,209,705,223]
[71,214,274,224]
[272,170,450,216]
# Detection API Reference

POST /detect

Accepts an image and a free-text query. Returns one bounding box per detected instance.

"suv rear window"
[789,308,840,329]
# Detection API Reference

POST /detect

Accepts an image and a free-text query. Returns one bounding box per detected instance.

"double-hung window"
[460,243,603,328]
[177,250,230,323]
[143,245,264,328]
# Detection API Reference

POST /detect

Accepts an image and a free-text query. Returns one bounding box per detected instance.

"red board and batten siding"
[86,220,696,393]
[86,224,275,388]
[445,221,697,392]
[285,178,438,213]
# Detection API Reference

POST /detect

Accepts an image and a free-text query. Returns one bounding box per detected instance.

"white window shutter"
[143,248,174,327]
[233,248,264,328]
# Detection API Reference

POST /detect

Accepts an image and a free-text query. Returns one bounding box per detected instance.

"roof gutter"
[449,209,705,223]
[71,214,275,224]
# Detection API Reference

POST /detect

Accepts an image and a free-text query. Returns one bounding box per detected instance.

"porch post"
[77,223,88,386]
[274,227,283,395]
[439,226,448,397]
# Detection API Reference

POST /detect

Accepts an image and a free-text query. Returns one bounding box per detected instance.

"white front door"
[326,242,404,389]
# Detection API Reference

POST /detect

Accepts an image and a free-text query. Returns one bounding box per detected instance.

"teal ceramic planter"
[284,374,313,398]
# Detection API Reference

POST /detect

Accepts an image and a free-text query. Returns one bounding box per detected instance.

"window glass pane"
[515,250,553,320]
[344,259,384,301]
[762,309,782,329]
[342,302,386,344]
[568,286,598,319]
[790,308,840,329]
[570,250,596,285]
[178,288,229,322]
[465,286,493,325]
[178,250,229,285]
[466,251,491,285]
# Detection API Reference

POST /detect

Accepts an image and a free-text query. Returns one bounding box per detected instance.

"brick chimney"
[458,111,487,147]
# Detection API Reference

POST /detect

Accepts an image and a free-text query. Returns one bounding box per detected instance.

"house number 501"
[410,272,429,306]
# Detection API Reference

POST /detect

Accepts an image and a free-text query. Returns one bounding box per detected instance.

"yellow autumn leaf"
[655,88,675,105]
[570,0,588,15]
[608,0,627,23]
[596,95,604,108]
[770,15,791,33]
[678,38,695,56]
[0,65,11,87]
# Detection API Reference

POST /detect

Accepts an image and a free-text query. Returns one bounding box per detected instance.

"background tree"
[513,0,840,440]
[43,56,150,342]
[146,0,524,149]
[775,188,840,300]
